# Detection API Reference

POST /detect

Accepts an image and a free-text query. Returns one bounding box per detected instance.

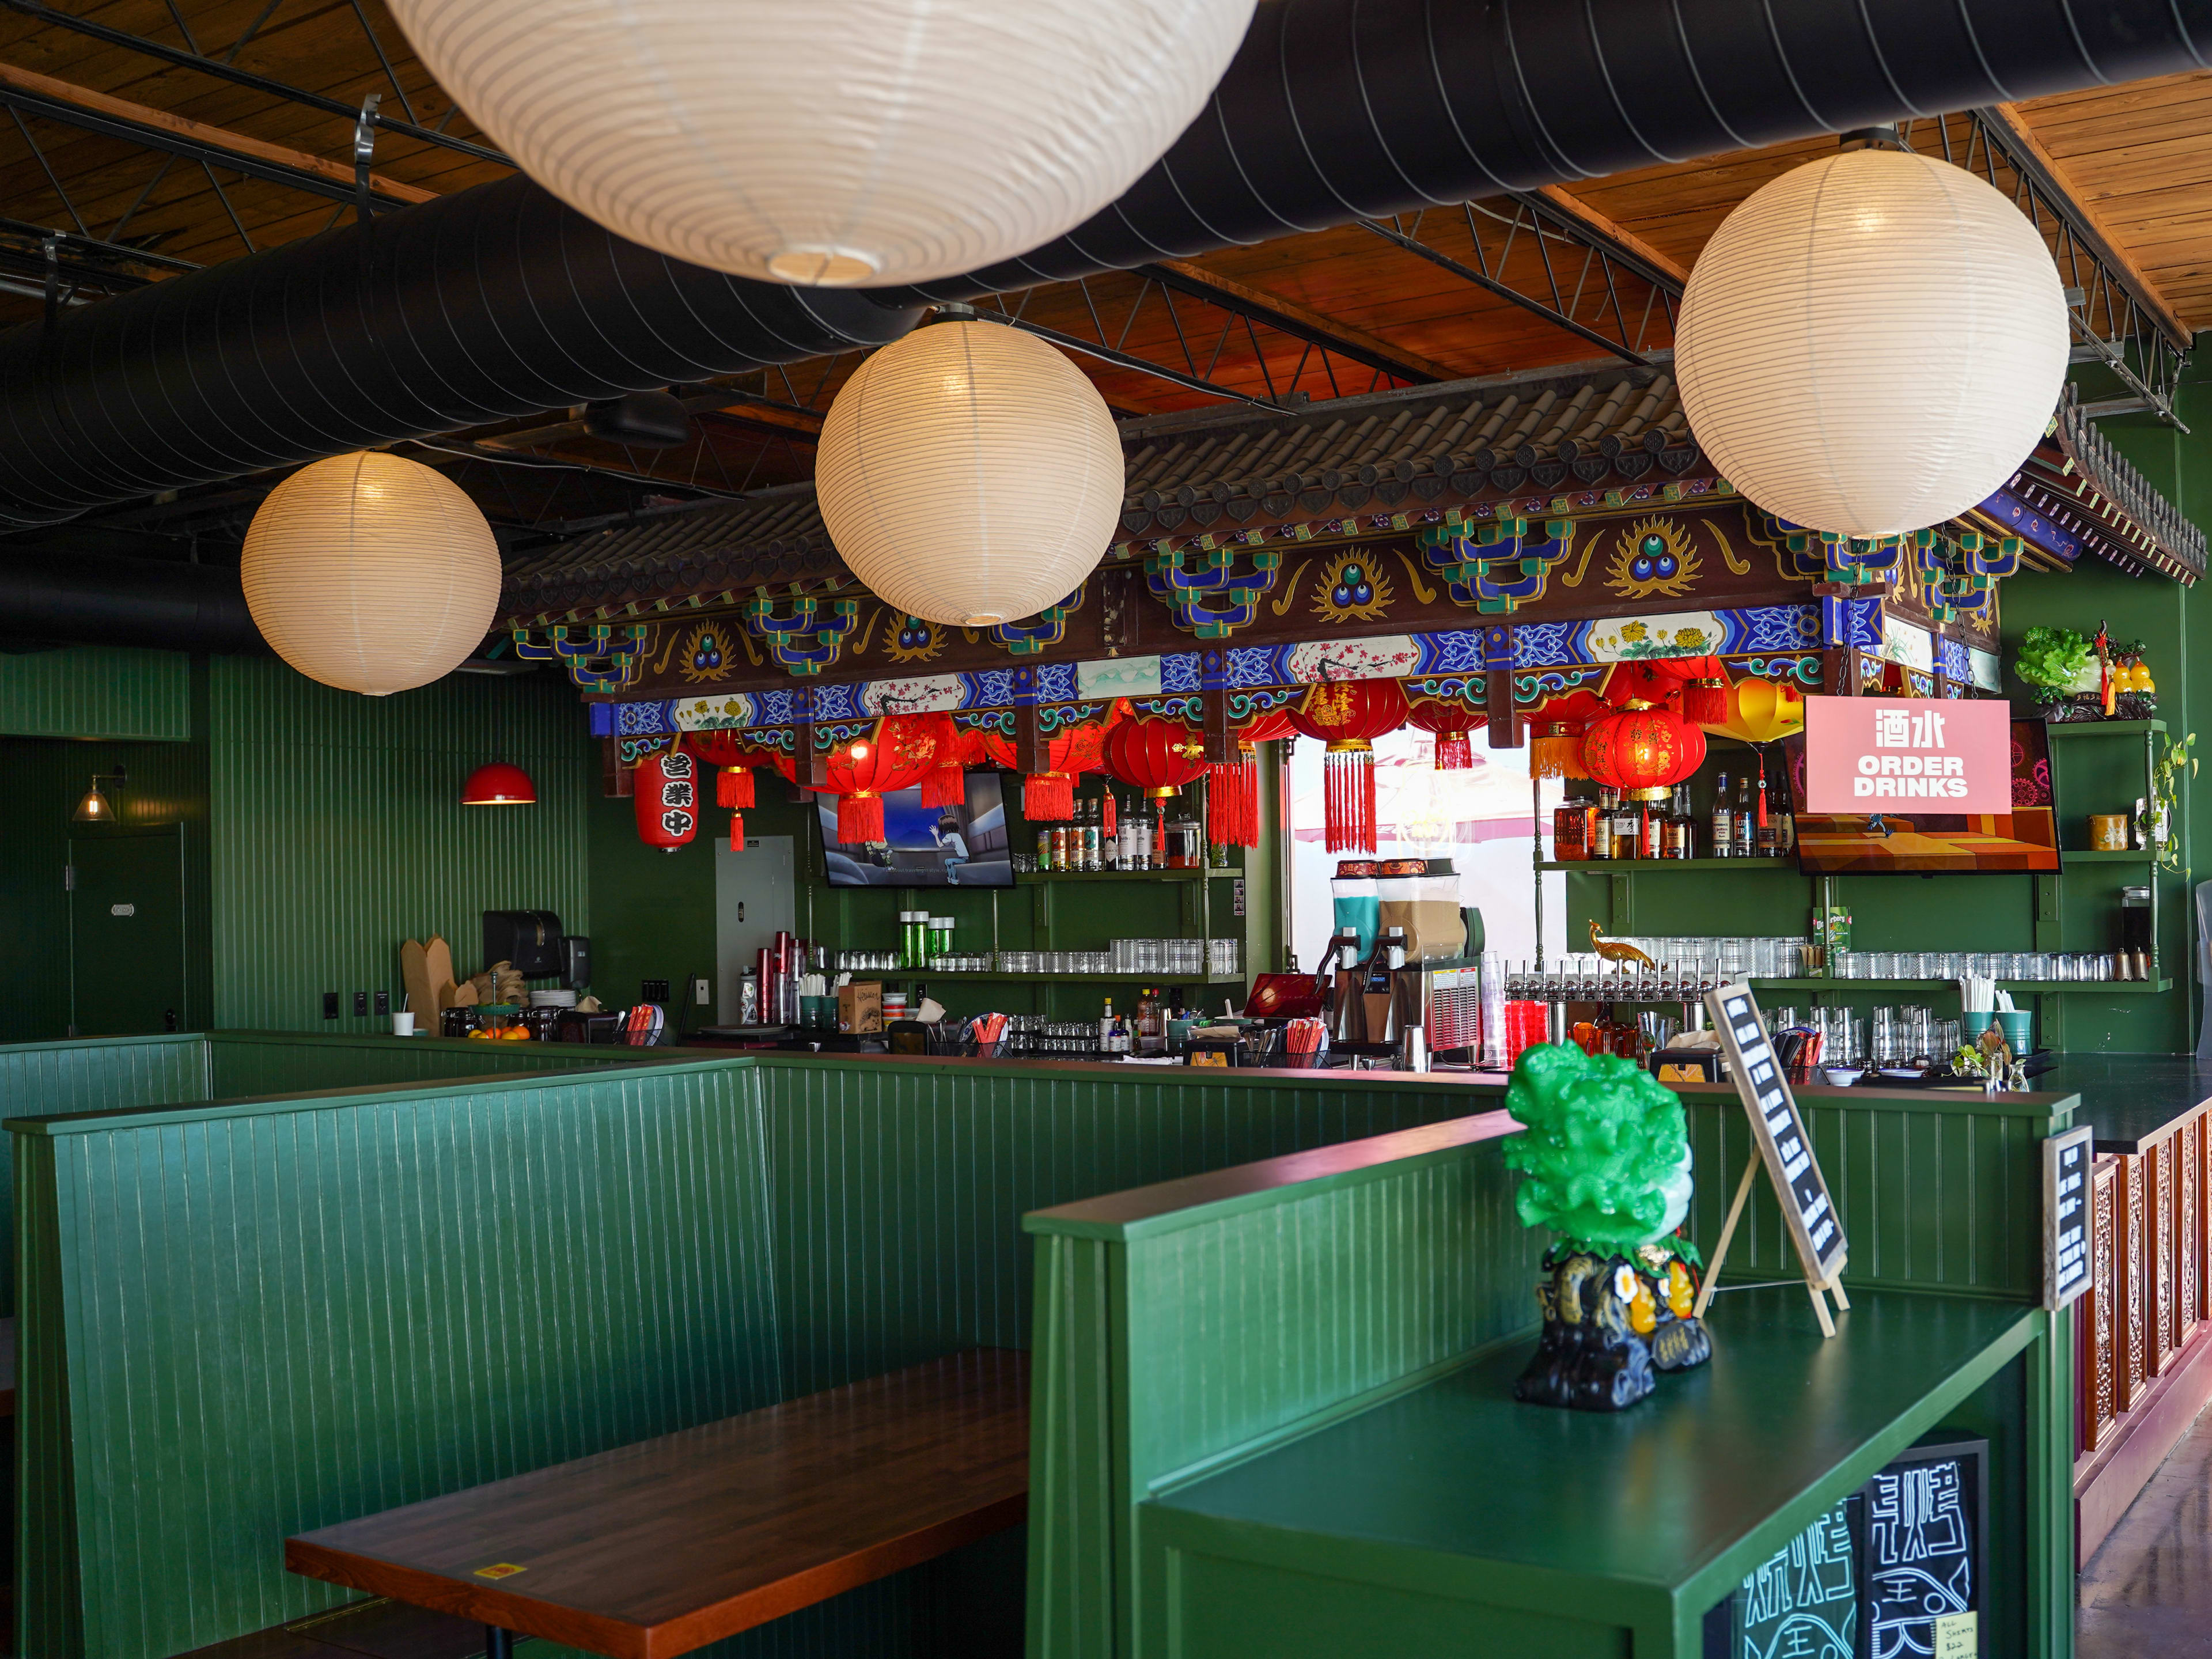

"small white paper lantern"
[243,452,501,696]
[385,0,1255,287]
[1675,149,2070,537]
[816,321,1121,627]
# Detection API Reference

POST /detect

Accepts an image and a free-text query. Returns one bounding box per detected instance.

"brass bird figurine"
[1589,920,1656,968]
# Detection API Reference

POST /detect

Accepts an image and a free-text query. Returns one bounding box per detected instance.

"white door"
[715,835,796,1023]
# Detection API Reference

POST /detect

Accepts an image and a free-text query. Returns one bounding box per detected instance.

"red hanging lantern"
[1581,702,1707,800]
[1207,706,1296,849]
[1288,678,1408,853]
[634,743,701,852]
[687,729,771,848]
[1647,654,1735,725]
[982,704,1123,820]
[1521,683,1613,783]
[923,718,988,809]
[1102,717,1206,798]
[815,714,939,843]
[1403,697,1484,771]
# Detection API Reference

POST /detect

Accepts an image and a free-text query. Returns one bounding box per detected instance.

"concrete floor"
[2080,1402,2212,1657]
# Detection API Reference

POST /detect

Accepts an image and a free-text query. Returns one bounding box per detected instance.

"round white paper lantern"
[243,452,501,696]
[385,0,1255,287]
[1675,149,2070,537]
[816,321,1120,627]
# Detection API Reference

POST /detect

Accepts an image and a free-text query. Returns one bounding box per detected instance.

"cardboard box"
[837,982,882,1034]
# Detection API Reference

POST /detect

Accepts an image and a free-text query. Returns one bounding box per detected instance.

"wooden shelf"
[1014,869,1240,883]
[2064,850,2157,862]
[859,972,1247,985]
[1749,977,2173,995]
[1540,858,1801,873]
[2044,719,2166,738]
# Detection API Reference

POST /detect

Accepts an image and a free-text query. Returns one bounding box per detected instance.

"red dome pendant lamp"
[461,760,537,805]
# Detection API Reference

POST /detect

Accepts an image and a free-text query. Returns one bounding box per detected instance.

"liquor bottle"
[1099,997,1116,1052]
[1679,783,1699,858]
[1135,988,1165,1055]
[1733,774,1755,858]
[1611,787,1639,862]
[1084,798,1103,870]
[1776,767,1797,855]
[1638,797,1662,859]
[1710,773,1733,858]
[1659,785,1683,859]
[1755,768,1779,857]
[1554,800,1592,862]
[1592,787,1616,860]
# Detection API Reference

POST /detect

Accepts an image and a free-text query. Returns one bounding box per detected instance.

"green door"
[70,828,185,1037]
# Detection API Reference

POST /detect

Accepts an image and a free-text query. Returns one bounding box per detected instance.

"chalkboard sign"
[1863,1437,1984,1659]
[2044,1125,2094,1312]
[1729,1495,1861,1659]
[1700,982,1849,1324]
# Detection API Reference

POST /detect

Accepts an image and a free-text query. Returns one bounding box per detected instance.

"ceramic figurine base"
[1514,1248,1711,1412]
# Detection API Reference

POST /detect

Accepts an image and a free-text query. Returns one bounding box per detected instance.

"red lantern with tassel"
[922,718,986,810]
[1102,717,1206,798]
[1289,678,1408,853]
[983,704,1122,820]
[688,729,776,850]
[1581,702,1707,800]
[634,744,701,853]
[815,715,938,843]
[1648,654,1735,725]
[1404,697,1483,771]
[1208,707,1295,849]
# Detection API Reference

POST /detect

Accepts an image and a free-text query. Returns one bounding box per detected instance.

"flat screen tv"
[1792,719,2060,874]
[819,771,1013,888]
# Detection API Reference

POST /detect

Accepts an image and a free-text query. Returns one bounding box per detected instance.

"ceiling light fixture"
[461,762,538,806]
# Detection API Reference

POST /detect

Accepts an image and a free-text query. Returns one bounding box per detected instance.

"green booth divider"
[1023,1079,2081,1659]
[0,1032,722,1321]
[11,1048,1484,1659]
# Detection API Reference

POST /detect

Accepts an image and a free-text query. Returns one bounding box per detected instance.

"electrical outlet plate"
[322,991,340,1020]
[353,991,368,1017]
[374,990,390,1016]
[694,977,711,1006]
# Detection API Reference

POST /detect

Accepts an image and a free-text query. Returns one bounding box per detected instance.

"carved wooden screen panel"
[2156,1137,2178,1372]
[2181,1119,2202,1344]
[2083,1154,2119,1456]
[2119,1152,2147,1413]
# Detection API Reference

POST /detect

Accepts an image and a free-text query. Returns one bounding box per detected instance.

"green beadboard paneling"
[1025,1236,1121,1659]
[0,732,214,1044]
[203,1031,668,1099]
[0,647,190,741]
[207,658,591,1032]
[17,1131,82,1659]
[26,1062,782,1659]
[753,1058,1482,1398]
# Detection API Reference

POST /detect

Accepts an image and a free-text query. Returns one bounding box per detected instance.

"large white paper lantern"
[385,0,1255,287]
[1675,149,2070,537]
[816,321,1120,627]
[243,452,501,696]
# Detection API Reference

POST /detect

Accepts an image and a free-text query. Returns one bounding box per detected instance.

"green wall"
[207,657,592,1031]
[0,646,190,742]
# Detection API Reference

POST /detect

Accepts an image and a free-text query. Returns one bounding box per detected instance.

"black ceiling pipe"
[0,552,263,652]
[0,0,2201,531]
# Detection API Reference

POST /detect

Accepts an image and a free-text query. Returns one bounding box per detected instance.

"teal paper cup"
[1994,1010,2032,1054]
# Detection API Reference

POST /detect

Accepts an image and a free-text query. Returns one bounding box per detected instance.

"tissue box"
[836,982,883,1034]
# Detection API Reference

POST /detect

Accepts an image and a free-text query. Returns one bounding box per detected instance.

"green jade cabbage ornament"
[1502,1043,1712,1410]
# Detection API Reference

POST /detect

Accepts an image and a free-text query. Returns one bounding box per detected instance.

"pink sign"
[1802,697,2013,816]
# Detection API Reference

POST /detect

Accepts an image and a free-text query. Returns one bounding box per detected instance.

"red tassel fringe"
[1434,733,1472,770]
[921,763,964,809]
[1207,758,1258,847]
[729,811,745,850]
[1024,772,1074,821]
[838,792,886,844]
[717,766,755,809]
[1682,679,1729,725]
[1323,748,1377,854]
[1101,791,1118,838]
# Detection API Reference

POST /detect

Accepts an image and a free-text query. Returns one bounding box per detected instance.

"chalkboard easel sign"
[2044,1124,2094,1312]
[1693,980,1851,1337]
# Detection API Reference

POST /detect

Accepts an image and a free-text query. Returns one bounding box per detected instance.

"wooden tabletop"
[286,1350,1029,1659]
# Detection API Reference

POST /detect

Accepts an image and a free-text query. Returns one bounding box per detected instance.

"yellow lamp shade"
[1676,149,2068,537]
[1701,677,1805,746]
[242,453,501,696]
[384,0,1255,288]
[816,321,1121,627]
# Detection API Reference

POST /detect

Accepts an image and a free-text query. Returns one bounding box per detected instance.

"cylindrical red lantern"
[1581,702,1707,800]
[634,743,700,852]
[922,718,986,809]
[1404,696,1483,771]
[1103,717,1206,798]
[1289,678,1407,854]
[1648,654,1734,725]
[689,729,772,848]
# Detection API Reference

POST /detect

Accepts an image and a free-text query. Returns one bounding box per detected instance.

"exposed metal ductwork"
[0,551,263,652]
[0,0,2202,536]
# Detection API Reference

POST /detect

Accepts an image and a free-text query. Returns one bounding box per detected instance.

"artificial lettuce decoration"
[2014,626,2093,694]
[1502,1043,1694,1253]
